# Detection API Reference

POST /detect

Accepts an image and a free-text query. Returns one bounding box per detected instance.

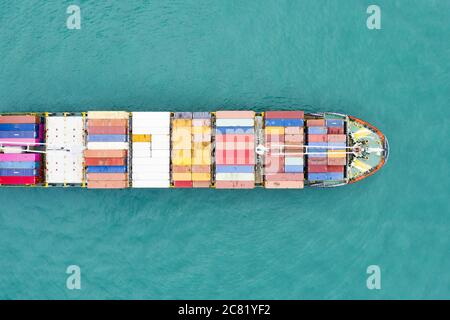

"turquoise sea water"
[0,0,449,299]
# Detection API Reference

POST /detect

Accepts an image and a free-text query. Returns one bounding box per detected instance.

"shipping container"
[0,124,39,131]
[216,111,255,119]
[264,173,304,181]
[88,126,128,135]
[216,127,254,135]
[264,127,284,135]
[192,165,211,173]
[0,131,37,138]
[192,181,210,188]
[327,134,346,142]
[215,181,254,189]
[85,158,126,166]
[87,180,128,189]
[265,181,304,189]
[192,112,211,119]
[0,161,40,169]
[328,127,345,134]
[308,157,328,165]
[285,127,303,135]
[84,150,127,158]
[132,134,152,143]
[216,165,254,173]
[284,157,304,166]
[0,153,41,161]
[308,134,327,142]
[0,176,39,185]
[87,134,128,142]
[87,173,128,181]
[86,166,127,173]
[216,118,254,127]
[173,181,193,188]
[191,173,210,181]
[284,165,303,173]
[87,111,129,119]
[264,111,304,119]
[306,119,325,126]
[0,169,37,176]
[265,119,304,127]
[0,115,40,124]
[88,119,128,127]
[307,127,328,134]
[216,173,255,181]
[326,119,344,127]
[86,142,129,150]
[284,134,304,143]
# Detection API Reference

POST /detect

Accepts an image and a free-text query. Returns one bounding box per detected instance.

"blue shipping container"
[86,166,127,173]
[0,131,37,138]
[0,161,40,169]
[216,127,254,135]
[307,127,327,134]
[193,112,210,119]
[326,119,344,127]
[308,172,344,181]
[0,124,39,131]
[215,165,254,173]
[265,119,304,127]
[174,112,193,119]
[0,169,37,176]
[285,165,304,173]
[328,142,346,149]
[87,135,128,142]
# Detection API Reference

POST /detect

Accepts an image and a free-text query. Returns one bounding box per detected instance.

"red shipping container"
[192,165,210,173]
[327,165,345,173]
[0,176,39,185]
[265,134,284,143]
[87,173,128,181]
[328,127,344,134]
[264,156,284,173]
[308,157,327,165]
[265,173,304,181]
[85,158,126,166]
[87,119,128,127]
[308,165,328,173]
[174,180,193,188]
[308,134,327,142]
[307,119,325,127]
[84,150,127,158]
[0,115,40,124]
[265,111,304,119]
[327,134,346,142]
[88,126,128,135]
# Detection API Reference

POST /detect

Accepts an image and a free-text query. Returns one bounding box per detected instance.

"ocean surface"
[0,0,449,299]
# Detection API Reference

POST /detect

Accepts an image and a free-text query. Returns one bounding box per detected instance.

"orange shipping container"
[285,127,304,135]
[87,180,129,189]
[84,149,127,158]
[172,165,192,173]
[0,115,40,124]
[307,119,325,127]
[193,181,210,188]
[284,134,304,143]
[265,180,304,189]
[215,181,255,189]
[216,111,255,119]
[85,157,126,166]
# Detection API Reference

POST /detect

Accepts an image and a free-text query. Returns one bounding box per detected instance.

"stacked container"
[45,115,84,184]
[306,118,346,181]
[0,115,44,185]
[215,111,255,189]
[263,111,305,189]
[191,112,212,188]
[85,111,129,188]
[131,112,170,188]
[171,112,193,188]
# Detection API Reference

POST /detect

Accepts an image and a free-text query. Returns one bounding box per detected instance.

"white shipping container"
[87,111,129,119]
[285,157,304,166]
[215,173,255,181]
[132,163,169,173]
[131,156,170,165]
[132,126,170,135]
[132,172,170,180]
[216,118,254,127]
[151,135,170,149]
[132,180,170,188]
[87,142,129,150]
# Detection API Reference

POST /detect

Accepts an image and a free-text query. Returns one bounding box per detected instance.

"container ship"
[0,110,388,189]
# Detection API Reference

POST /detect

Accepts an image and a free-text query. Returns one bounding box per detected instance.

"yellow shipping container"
[172,172,192,181]
[172,149,192,166]
[172,130,192,149]
[192,173,211,181]
[265,126,284,135]
[172,119,192,127]
[132,134,151,143]
[191,126,211,135]
[192,145,211,165]
[327,150,346,158]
